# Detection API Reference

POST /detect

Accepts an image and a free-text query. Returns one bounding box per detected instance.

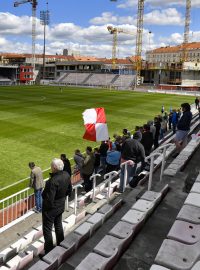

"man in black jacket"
[60,154,72,177]
[173,103,192,157]
[119,134,145,193]
[42,158,72,254]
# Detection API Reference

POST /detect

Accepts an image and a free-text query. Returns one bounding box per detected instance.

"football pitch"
[0,85,194,198]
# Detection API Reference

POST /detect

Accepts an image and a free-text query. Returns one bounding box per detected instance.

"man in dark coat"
[173,103,192,157]
[42,158,72,254]
[60,154,71,176]
[141,124,154,156]
[119,134,145,193]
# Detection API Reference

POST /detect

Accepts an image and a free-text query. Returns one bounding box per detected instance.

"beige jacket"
[30,166,45,191]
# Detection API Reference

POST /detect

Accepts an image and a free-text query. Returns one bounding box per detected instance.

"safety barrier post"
[73,184,83,215]
[104,171,118,201]
[90,174,101,202]
[156,143,174,182]
[120,160,134,192]
[145,153,162,191]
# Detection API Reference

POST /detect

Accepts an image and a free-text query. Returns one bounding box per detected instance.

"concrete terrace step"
[74,187,169,270]
[26,197,123,270]
[152,172,200,270]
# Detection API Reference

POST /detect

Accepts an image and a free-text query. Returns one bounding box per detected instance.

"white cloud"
[144,8,184,25]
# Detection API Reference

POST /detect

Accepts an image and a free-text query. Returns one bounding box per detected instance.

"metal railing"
[0,187,34,228]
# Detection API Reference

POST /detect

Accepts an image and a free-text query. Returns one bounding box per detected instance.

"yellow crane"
[107,25,134,70]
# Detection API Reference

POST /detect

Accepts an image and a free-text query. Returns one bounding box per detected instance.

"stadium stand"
[0,105,200,270]
[62,73,91,85]
[53,72,136,89]
[112,74,136,89]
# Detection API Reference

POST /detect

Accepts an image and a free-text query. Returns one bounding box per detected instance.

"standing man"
[173,103,192,157]
[60,154,72,177]
[42,158,72,254]
[195,97,199,109]
[82,146,95,192]
[119,134,145,193]
[29,162,44,213]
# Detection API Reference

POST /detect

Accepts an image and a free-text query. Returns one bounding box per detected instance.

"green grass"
[0,85,194,199]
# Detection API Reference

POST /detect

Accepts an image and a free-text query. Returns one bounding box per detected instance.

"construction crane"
[181,0,191,63]
[107,25,134,70]
[135,0,145,86]
[14,0,38,70]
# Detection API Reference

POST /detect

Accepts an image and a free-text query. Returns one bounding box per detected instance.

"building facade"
[145,42,200,86]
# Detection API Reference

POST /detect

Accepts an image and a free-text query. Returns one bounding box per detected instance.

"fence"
[0,171,81,228]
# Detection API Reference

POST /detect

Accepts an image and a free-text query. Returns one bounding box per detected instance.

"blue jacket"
[172,112,178,125]
[106,150,121,165]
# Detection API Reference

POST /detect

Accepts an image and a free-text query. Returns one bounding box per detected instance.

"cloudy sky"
[0,0,200,58]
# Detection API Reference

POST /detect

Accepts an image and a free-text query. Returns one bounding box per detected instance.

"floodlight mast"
[14,0,38,72]
[40,2,50,80]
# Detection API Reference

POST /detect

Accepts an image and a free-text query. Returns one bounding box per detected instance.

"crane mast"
[182,0,191,63]
[135,0,144,86]
[107,26,134,70]
[14,0,38,71]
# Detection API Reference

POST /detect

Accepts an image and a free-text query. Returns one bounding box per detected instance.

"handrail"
[120,160,135,192]
[90,174,101,202]
[73,183,83,215]
[104,171,118,201]
[145,152,162,191]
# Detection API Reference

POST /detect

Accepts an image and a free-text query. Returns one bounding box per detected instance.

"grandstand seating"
[62,73,91,85]
[0,106,200,270]
[84,74,117,86]
[112,74,135,89]
[152,171,200,270]
[54,72,136,89]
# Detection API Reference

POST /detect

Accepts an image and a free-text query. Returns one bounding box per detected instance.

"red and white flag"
[82,107,109,142]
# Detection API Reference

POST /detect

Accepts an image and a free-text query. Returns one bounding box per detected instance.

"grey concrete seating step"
[155,239,200,270]
[121,209,146,225]
[75,252,116,270]
[191,183,200,194]
[93,235,125,258]
[25,241,44,256]
[177,205,200,224]
[191,261,200,269]
[140,191,162,202]
[97,204,114,221]
[108,221,136,239]
[60,231,85,251]
[6,251,33,270]
[0,248,17,265]
[28,259,57,270]
[0,266,11,270]
[86,213,104,232]
[167,220,200,244]
[184,193,200,208]
[42,246,70,267]
[132,199,155,213]
[150,265,171,270]
[195,174,200,183]
[74,222,93,239]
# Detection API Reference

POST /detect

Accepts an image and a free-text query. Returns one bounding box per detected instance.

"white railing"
[0,187,34,228]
